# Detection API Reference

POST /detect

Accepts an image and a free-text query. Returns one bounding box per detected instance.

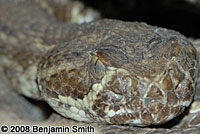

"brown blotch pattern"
[147,85,163,98]
[160,72,173,91]
[41,67,91,100]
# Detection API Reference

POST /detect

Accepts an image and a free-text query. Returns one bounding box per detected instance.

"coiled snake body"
[0,0,199,130]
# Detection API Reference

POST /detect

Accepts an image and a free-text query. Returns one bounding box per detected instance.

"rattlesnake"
[0,0,200,133]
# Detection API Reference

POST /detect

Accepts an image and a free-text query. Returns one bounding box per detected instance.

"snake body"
[0,0,199,127]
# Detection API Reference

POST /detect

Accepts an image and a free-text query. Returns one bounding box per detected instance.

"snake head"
[36,20,198,126]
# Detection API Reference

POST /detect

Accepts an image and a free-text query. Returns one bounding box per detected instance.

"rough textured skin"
[36,20,198,126]
[0,0,199,131]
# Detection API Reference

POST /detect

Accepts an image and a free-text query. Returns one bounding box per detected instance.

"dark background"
[80,0,200,38]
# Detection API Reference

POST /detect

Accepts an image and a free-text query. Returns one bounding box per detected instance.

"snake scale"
[0,0,200,133]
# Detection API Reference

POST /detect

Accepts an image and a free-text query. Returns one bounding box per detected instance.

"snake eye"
[89,53,106,80]
[89,48,127,80]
